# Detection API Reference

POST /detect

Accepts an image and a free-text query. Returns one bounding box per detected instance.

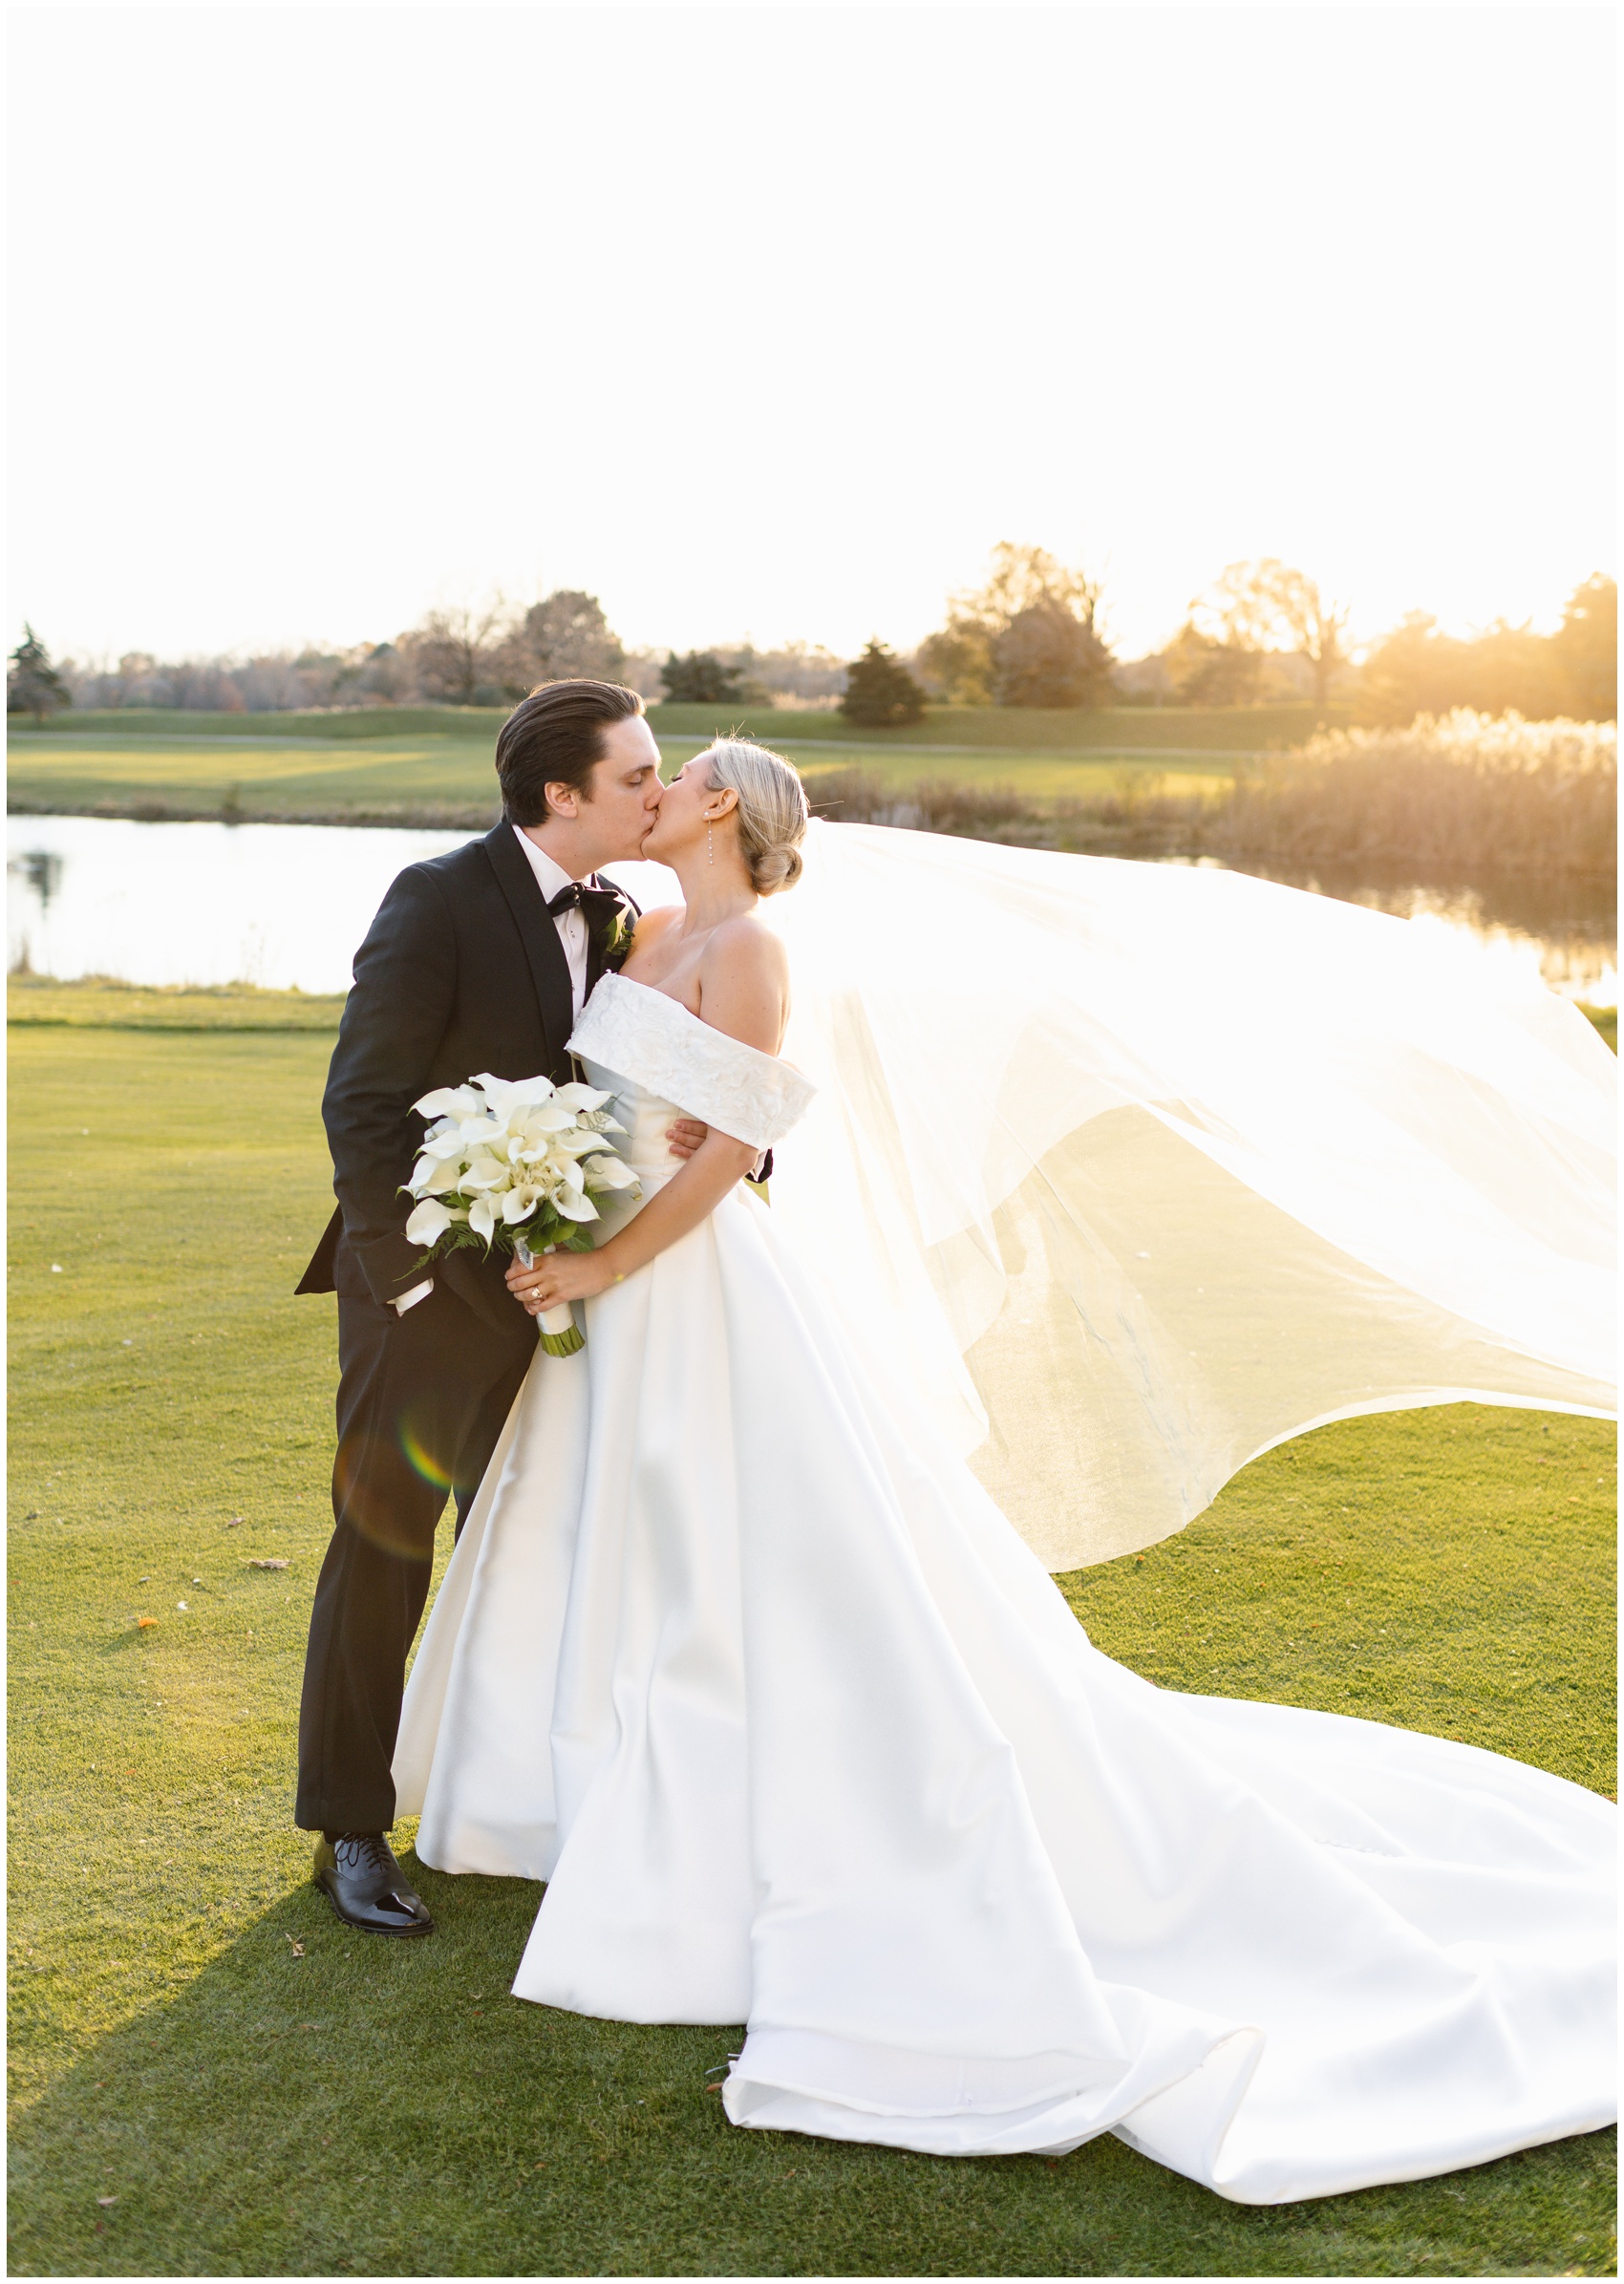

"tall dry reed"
[1210,713,1616,878]
[804,771,1201,855]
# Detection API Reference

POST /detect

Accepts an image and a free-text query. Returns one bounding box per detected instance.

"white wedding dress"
[395,916,1615,2206]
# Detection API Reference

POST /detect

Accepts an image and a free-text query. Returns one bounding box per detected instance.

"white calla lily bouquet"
[402,1072,640,1355]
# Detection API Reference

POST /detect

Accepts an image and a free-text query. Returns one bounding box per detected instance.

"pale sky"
[8,5,1616,669]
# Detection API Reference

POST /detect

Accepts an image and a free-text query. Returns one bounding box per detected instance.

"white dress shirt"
[510,826,591,1019]
[395,828,594,1316]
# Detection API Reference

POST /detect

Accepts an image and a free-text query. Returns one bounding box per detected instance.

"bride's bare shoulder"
[697,915,789,1051]
[704,912,789,983]
[627,903,683,951]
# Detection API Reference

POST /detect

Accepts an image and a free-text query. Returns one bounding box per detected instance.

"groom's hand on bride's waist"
[665,1121,767,1183]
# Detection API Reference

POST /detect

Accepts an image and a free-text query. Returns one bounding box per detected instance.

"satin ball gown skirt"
[394,1010,1614,2204]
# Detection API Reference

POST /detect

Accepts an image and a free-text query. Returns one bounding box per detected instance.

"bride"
[393,738,1615,2206]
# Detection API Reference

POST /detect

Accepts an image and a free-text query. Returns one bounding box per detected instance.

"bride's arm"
[509,920,789,1313]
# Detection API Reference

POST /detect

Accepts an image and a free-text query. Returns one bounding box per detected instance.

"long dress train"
[395,966,1614,2205]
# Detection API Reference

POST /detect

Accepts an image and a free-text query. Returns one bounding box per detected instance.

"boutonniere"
[599,902,636,973]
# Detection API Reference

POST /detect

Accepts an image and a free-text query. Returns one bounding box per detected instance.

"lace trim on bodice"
[568,973,817,1151]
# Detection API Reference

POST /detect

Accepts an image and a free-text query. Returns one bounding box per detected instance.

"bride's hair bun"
[702,739,810,897]
[753,839,804,894]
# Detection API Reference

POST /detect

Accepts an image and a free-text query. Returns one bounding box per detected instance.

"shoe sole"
[314,1871,435,1937]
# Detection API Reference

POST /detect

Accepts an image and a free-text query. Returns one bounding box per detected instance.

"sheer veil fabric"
[737,823,1617,1566]
[394,920,1615,2202]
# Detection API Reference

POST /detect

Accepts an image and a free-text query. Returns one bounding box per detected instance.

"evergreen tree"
[661,650,749,704]
[8,625,71,722]
[840,639,926,728]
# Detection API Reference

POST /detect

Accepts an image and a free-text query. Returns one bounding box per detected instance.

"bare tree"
[964,541,1103,630]
[400,601,511,705]
[1191,559,1350,708]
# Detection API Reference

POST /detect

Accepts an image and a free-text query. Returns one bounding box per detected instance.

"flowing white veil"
[613,822,1615,1569]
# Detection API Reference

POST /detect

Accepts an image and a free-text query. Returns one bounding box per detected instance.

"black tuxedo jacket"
[296,823,637,1331]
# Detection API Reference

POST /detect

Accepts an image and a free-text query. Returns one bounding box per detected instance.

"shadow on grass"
[9,1851,1615,2279]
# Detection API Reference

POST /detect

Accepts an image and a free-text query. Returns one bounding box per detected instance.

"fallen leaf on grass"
[245,1558,288,1570]
[136,1618,157,1631]
[285,1936,306,1957]
[224,1517,244,1528]
[96,2195,117,2208]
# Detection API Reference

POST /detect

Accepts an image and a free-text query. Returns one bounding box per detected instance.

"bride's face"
[642,754,723,861]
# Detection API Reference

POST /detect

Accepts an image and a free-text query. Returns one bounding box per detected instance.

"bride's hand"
[506,1249,617,1313]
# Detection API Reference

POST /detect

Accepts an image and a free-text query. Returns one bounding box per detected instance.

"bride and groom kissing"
[288,676,1613,2196]
[293,676,777,1924]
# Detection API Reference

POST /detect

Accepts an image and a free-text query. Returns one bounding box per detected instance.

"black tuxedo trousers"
[296,1269,536,1833]
[293,823,635,1834]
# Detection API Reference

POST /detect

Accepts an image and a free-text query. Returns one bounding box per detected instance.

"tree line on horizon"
[8,550,1615,729]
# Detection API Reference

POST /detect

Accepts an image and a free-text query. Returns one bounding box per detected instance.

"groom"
[293,678,703,1935]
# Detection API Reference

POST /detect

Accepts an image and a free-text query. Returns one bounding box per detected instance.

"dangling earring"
[707,820,715,865]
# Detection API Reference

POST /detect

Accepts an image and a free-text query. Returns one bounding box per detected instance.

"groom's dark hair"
[495,679,646,824]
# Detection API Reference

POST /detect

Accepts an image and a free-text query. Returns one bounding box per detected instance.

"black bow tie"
[547,879,621,918]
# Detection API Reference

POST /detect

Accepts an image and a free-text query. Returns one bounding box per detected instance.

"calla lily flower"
[405,1072,641,1277]
[472,1070,553,1104]
[415,1084,482,1121]
[583,1153,639,1189]
[405,1197,457,1247]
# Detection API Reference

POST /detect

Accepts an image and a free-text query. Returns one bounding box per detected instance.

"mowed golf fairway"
[8,985,1616,2278]
[6,702,1271,822]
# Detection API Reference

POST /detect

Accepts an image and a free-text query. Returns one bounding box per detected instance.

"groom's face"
[561,715,665,864]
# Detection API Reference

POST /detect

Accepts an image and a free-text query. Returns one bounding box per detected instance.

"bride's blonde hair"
[702,739,811,895]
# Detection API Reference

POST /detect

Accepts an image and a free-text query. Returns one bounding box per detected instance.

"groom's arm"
[322,865,458,1308]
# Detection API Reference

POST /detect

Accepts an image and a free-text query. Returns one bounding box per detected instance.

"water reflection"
[17,848,63,910]
[6,812,1616,1006]
[1210,859,1617,1007]
[5,815,677,995]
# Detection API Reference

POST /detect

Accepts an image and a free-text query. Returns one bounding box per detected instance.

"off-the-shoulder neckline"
[590,971,798,1078]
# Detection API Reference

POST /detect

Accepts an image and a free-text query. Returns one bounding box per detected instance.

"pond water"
[7,812,1616,1006]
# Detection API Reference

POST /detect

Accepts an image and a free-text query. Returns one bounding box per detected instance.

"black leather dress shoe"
[313,1833,435,1936]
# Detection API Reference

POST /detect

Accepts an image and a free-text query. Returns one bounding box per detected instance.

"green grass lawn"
[8,987,1615,2278]
[4,725,1230,822]
[6,702,1298,825]
[18,698,1346,753]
